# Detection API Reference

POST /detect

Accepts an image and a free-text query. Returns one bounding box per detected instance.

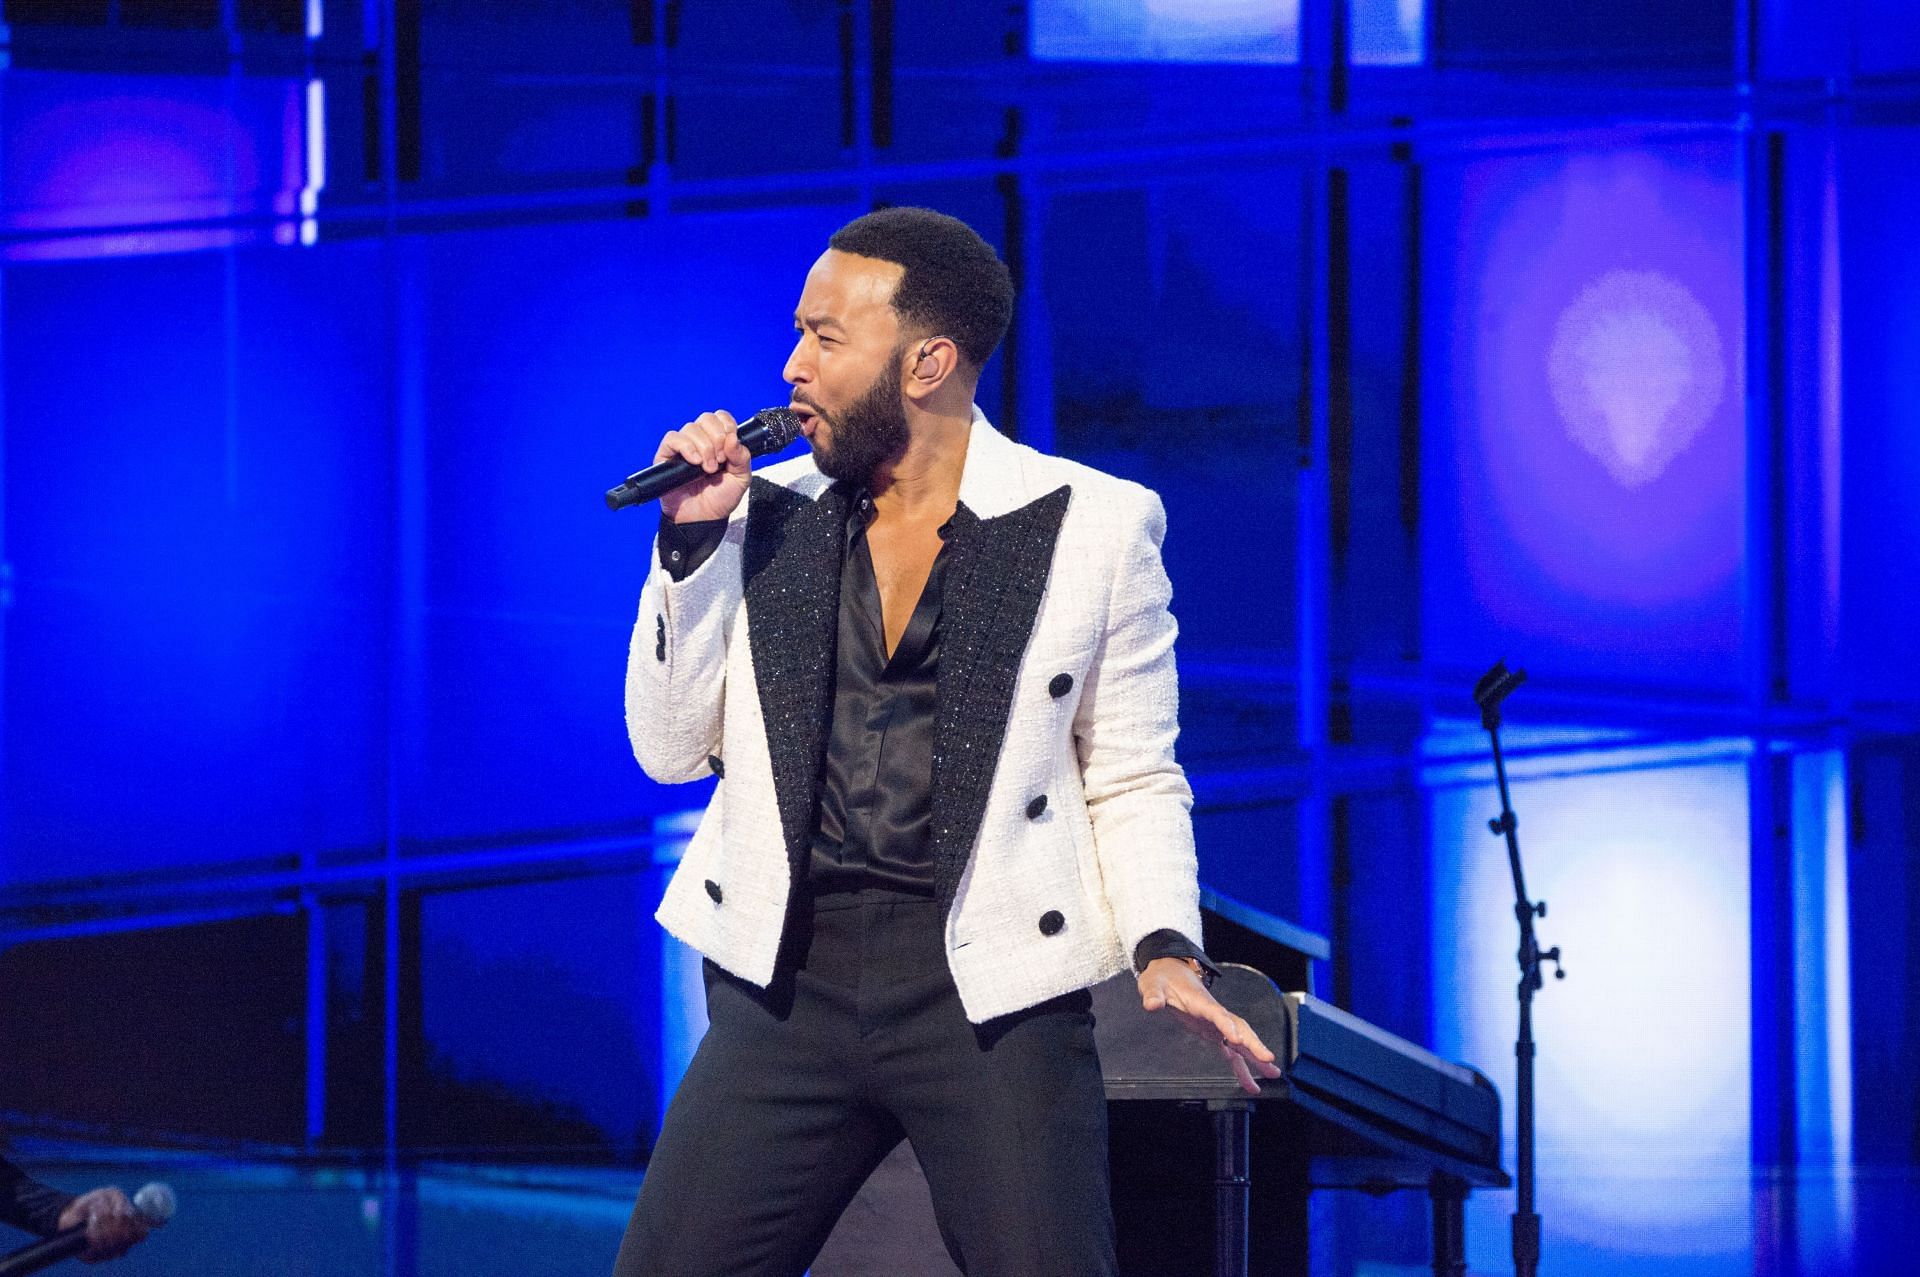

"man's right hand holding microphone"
[654,411,755,524]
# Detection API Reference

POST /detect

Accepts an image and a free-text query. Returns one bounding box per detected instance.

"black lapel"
[930,484,1073,908]
[743,477,851,873]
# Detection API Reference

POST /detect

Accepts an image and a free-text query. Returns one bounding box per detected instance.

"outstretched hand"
[1137,958,1282,1095]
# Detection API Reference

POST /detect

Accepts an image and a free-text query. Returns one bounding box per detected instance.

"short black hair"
[828,206,1014,370]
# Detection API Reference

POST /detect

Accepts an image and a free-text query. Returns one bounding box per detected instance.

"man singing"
[614,206,1276,1276]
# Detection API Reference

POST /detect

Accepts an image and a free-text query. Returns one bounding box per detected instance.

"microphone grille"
[133,1181,177,1226]
[749,407,803,454]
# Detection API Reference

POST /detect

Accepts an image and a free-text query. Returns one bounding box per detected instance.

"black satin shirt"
[656,495,1212,975]
[807,488,947,895]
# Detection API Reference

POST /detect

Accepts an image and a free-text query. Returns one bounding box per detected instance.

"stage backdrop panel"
[416,874,661,1159]
[1032,0,1303,64]
[1045,175,1307,677]
[400,203,859,848]
[1839,127,1920,708]
[1421,139,1747,693]
[2,241,394,883]
[0,912,307,1143]
[0,68,308,261]
[1430,746,1753,1277]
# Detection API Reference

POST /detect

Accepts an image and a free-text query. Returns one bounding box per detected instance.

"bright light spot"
[1033,0,1301,63]
[1548,269,1727,488]
[297,78,326,249]
[1547,828,1747,1143]
[1351,0,1426,65]
[1144,0,1276,18]
[1431,753,1751,1258]
[304,79,327,192]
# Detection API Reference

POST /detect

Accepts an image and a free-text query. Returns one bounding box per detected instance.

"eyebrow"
[793,311,846,332]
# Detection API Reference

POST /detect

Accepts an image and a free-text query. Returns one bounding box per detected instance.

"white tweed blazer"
[625,409,1200,1022]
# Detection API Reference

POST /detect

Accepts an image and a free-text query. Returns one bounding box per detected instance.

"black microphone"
[0,1182,174,1276]
[605,408,804,511]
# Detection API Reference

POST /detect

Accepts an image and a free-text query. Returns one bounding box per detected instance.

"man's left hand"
[57,1186,151,1263]
[1137,958,1282,1096]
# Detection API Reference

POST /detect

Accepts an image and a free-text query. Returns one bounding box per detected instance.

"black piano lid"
[1285,992,1505,1175]
[1292,993,1480,1088]
[1091,964,1507,1186]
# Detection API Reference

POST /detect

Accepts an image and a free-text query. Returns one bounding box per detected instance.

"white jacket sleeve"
[1072,490,1203,956]
[624,521,744,784]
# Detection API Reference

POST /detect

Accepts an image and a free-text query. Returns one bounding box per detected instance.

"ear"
[902,336,961,403]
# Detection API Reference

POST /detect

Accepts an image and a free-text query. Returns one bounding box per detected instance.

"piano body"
[811,888,1507,1277]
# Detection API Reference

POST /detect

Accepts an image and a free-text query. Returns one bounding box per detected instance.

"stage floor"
[4,1143,643,1277]
[5,1141,1915,1275]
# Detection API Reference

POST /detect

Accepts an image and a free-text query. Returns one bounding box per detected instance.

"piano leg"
[1428,1173,1468,1277]
[1210,1100,1251,1277]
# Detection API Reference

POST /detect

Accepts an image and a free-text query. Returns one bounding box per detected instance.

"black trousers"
[612,891,1118,1277]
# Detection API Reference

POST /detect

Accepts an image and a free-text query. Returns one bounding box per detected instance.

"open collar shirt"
[656,493,1210,975]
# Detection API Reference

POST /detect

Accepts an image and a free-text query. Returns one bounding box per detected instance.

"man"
[615,207,1276,1276]
[1,1153,150,1263]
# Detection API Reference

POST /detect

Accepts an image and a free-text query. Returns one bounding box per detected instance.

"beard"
[806,352,910,486]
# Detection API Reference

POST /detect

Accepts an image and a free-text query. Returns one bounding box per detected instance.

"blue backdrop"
[1,2,1916,1275]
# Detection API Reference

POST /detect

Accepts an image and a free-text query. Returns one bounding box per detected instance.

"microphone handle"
[0,1226,86,1276]
[606,455,718,512]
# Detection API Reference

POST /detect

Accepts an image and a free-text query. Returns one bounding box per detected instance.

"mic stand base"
[1512,1210,1541,1277]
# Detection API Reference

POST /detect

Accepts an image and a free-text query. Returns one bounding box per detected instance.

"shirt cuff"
[656,515,729,581]
[1132,929,1221,982]
[4,1174,75,1238]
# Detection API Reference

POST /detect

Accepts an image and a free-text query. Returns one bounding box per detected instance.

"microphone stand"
[1472,661,1563,1277]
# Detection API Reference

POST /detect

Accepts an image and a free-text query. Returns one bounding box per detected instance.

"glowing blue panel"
[1839,128,1920,704]
[3,242,392,882]
[1351,0,1425,65]
[1429,743,1751,1274]
[1423,142,1745,689]
[1788,750,1857,1274]
[404,205,845,845]
[1033,0,1301,64]
[0,69,307,259]
[1856,0,1920,74]
[1757,0,1848,79]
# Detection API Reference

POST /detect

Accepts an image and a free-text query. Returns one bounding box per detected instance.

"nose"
[783,336,811,387]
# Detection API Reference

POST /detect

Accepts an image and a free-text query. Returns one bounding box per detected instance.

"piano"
[812,888,1507,1277]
